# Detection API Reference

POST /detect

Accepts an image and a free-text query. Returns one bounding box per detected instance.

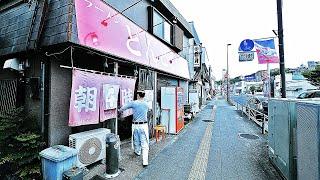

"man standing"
[119,90,149,167]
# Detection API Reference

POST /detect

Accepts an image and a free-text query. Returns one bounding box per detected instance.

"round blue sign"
[239,39,254,52]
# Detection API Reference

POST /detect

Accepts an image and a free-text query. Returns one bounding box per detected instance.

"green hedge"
[0,108,46,179]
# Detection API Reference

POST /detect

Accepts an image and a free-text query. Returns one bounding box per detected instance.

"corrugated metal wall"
[0,80,17,116]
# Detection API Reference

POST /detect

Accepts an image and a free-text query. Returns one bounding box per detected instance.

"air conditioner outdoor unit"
[69,128,111,168]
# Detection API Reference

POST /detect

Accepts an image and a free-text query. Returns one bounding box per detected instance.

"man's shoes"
[134,152,141,156]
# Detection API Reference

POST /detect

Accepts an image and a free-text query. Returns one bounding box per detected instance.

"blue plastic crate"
[40,145,78,180]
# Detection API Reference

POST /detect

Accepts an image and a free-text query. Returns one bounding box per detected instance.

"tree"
[302,65,320,87]
[216,80,222,85]
[249,86,256,95]
[270,68,280,77]
[230,76,241,84]
[0,108,45,179]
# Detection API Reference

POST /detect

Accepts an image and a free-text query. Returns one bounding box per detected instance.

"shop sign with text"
[75,0,190,79]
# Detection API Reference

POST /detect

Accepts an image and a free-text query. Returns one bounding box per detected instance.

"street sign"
[239,51,254,62]
[239,39,254,52]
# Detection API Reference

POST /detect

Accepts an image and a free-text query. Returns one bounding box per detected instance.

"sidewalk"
[136,99,282,180]
[87,110,202,179]
[87,99,282,179]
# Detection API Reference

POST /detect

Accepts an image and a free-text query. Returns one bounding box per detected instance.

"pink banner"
[69,70,136,126]
[254,39,279,64]
[100,75,136,118]
[75,0,190,79]
[69,70,101,126]
[100,84,119,122]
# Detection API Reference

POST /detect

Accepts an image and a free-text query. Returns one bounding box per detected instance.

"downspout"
[40,59,50,144]
[35,0,50,144]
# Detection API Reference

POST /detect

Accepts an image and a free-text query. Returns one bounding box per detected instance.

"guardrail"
[229,97,268,134]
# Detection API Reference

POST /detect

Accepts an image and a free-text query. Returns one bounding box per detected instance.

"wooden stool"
[154,125,166,142]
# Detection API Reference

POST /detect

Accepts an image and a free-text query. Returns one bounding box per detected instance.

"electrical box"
[268,98,297,180]
[296,101,320,180]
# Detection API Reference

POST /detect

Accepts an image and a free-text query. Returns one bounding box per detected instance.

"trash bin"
[63,167,83,180]
[39,145,78,180]
[105,133,120,178]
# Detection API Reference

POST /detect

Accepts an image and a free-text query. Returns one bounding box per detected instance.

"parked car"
[246,95,268,115]
[297,90,320,99]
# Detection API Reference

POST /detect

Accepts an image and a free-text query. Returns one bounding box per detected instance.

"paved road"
[135,99,281,180]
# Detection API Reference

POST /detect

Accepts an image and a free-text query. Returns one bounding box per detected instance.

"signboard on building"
[74,0,190,79]
[244,73,256,81]
[194,45,201,67]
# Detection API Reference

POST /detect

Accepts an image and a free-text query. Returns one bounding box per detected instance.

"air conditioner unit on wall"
[69,128,111,168]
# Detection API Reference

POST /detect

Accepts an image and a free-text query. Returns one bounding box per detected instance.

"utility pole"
[226,44,232,102]
[277,0,286,98]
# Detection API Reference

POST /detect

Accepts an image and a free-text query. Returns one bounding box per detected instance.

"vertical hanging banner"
[254,38,279,64]
[100,84,120,122]
[100,75,136,118]
[69,69,136,126]
[69,70,101,126]
[118,77,136,117]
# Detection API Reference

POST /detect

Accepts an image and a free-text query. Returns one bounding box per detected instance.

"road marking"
[188,107,216,180]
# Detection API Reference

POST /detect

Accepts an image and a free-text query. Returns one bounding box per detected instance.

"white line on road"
[188,107,216,180]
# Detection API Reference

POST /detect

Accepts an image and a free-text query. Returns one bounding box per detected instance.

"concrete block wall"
[48,57,72,146]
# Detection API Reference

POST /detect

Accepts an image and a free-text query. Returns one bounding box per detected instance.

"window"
[313,91,320,98]
[163,21,171,43]
[153,10,172,44]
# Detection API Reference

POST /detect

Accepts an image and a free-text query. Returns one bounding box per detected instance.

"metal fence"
[0,80,17,116]
[230,96,268,134]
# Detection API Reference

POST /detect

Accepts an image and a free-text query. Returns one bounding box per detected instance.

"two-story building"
[0,0,200,145]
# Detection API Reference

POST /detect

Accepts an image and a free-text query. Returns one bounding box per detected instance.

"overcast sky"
[170,0,320,80]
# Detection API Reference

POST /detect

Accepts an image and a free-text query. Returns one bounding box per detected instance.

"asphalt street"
[135,99,282,180]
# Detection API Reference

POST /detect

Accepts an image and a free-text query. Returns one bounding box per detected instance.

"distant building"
[307,61,320,70]
[274,73,317,98]
[298,64,308,72]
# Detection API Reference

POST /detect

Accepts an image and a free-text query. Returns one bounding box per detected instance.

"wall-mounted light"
[172,17,178,24]
[103,58,108,68]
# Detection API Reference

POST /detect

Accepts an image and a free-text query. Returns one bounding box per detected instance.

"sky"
[170,0,320,80]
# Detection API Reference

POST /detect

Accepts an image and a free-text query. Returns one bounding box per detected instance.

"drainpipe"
[40,59,50,145]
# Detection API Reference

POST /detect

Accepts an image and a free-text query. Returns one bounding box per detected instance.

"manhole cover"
[205,105,215,109]
[239,133,259,140]
[202,119,214,122]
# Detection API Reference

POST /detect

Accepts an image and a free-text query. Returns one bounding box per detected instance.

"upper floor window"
[153,10,172,44]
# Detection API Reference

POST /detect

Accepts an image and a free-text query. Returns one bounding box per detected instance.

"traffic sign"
[239,51,254,62]
[239,39,254,52]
